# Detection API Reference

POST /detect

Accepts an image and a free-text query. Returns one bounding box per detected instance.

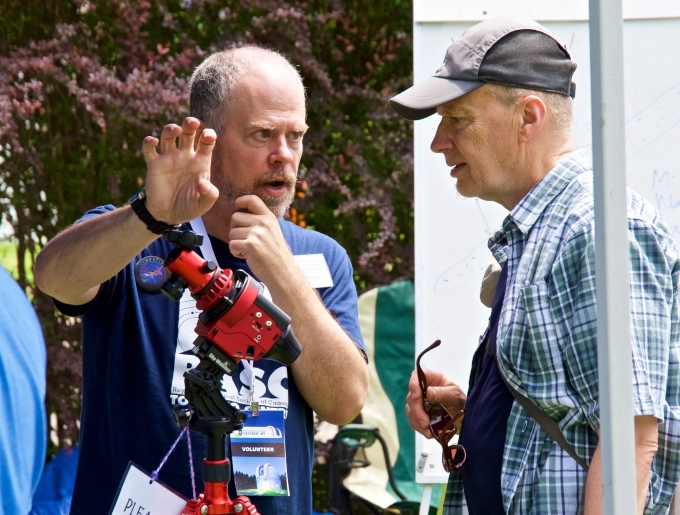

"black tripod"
[174,358,259,515]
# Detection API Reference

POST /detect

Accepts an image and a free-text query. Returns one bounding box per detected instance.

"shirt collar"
[489,149,592,247]
[488,149,591,255]
[510,148,591,233]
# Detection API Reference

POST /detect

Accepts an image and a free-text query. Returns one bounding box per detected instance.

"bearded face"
[212,165,297,219]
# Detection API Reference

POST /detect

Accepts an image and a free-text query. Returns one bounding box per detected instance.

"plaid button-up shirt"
[444,149,680,514]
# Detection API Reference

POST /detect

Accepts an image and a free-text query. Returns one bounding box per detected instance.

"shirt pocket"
[505,282,564,389]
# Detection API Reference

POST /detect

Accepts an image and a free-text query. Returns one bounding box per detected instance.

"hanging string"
[186,422,197,499]
[150,412,195,497]
[150,425,188,482]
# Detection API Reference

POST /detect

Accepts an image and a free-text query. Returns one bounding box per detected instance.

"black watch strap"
[128,189,179,235]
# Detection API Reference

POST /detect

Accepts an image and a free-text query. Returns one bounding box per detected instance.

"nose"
[269,135,295,166]
[430,120,454,154]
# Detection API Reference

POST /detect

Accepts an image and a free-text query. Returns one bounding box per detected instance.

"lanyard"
[189,217,217,264]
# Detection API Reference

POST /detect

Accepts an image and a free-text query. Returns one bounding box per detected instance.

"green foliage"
[0,240,33,282]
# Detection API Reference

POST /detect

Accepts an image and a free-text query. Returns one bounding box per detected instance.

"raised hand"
[141,117,220,225]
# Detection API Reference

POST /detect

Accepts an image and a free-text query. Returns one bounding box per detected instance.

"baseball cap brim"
[389,77,483,120]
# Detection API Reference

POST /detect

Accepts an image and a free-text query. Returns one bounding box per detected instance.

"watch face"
[134,256,168,293]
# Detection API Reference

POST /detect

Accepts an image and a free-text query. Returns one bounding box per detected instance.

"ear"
[518,95,547,142]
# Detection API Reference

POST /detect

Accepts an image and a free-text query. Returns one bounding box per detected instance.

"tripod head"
[160,228,302,515]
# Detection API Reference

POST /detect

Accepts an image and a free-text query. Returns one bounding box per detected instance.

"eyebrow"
[436,103,472,117]
[245,122,309,133]
[246,122,276,132]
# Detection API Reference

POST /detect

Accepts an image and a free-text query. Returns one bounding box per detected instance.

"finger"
[409,383,422,400]
[233,195,270,216]
[142,136,159,163]
[408,370,421,395]
[196,128,217,157]
[406,402,433,438]
[196,179,219,213]
[406,391,427,420]
[427,386,445,404]
[160,124,182,154]
[178,118,201,150]
[420,369,455,388]
[428,385,465,412]
[228,226,251,242]
[229,210,258,230]
[408,396,429,421]
[427,386,455,406]
[228,241,247,259]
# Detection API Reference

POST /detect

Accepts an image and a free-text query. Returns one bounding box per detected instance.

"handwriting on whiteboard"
[434,240,489,293]
[626,82,680,159]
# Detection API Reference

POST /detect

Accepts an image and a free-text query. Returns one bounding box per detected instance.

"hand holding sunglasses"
[416,340,466,472]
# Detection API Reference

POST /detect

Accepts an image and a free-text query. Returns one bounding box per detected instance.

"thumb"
[196,179,219,212]
[426,386,449,405]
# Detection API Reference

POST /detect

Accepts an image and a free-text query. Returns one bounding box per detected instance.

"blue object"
[55,206,365,515]
[458,264,514,515]
[0,266,47,515]
[30,446,79,515]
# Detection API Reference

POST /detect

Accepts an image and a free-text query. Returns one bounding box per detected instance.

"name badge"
[293,254,333,288]
[109,462,187,515]
[231,410,290,497]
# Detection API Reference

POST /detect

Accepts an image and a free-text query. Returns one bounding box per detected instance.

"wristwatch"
[128,189,179,235]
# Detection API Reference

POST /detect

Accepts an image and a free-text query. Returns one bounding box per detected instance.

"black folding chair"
[327,424,437,515]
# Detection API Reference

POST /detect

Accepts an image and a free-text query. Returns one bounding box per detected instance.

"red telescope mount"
[160,229,302,515]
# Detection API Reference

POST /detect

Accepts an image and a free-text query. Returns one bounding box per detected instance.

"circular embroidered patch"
[134,256,168,293]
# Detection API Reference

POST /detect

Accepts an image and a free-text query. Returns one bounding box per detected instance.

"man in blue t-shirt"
[35,47,368,515]
[0,266,47,515]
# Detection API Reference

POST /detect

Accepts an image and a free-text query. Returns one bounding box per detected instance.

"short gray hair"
[485,83,573,137]
[189,46,303,135]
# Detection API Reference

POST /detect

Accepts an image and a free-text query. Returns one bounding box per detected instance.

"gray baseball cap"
[390,16,577,120]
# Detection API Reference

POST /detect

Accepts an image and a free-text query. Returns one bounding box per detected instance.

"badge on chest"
[134,256,168,293]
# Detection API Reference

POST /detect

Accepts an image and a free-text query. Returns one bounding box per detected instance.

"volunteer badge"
[231,410,289,496]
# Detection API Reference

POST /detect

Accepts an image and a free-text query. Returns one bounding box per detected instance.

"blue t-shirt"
[0,266,47,515]
[458,264,514,514]
[58,206,365,515]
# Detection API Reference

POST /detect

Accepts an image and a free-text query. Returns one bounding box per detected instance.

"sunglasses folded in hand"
[416,339,466,472]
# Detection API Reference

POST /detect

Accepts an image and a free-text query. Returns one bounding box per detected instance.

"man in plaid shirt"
[390,16,680,515]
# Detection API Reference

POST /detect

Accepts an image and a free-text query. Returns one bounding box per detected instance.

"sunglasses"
[416,339,466,472]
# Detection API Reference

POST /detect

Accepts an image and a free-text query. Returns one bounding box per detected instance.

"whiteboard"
[413,8,680,484]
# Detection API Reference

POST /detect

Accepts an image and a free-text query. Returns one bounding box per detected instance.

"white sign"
[109,462,187,515]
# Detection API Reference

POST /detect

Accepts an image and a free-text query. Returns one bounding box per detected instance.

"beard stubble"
[212,168,297,219]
